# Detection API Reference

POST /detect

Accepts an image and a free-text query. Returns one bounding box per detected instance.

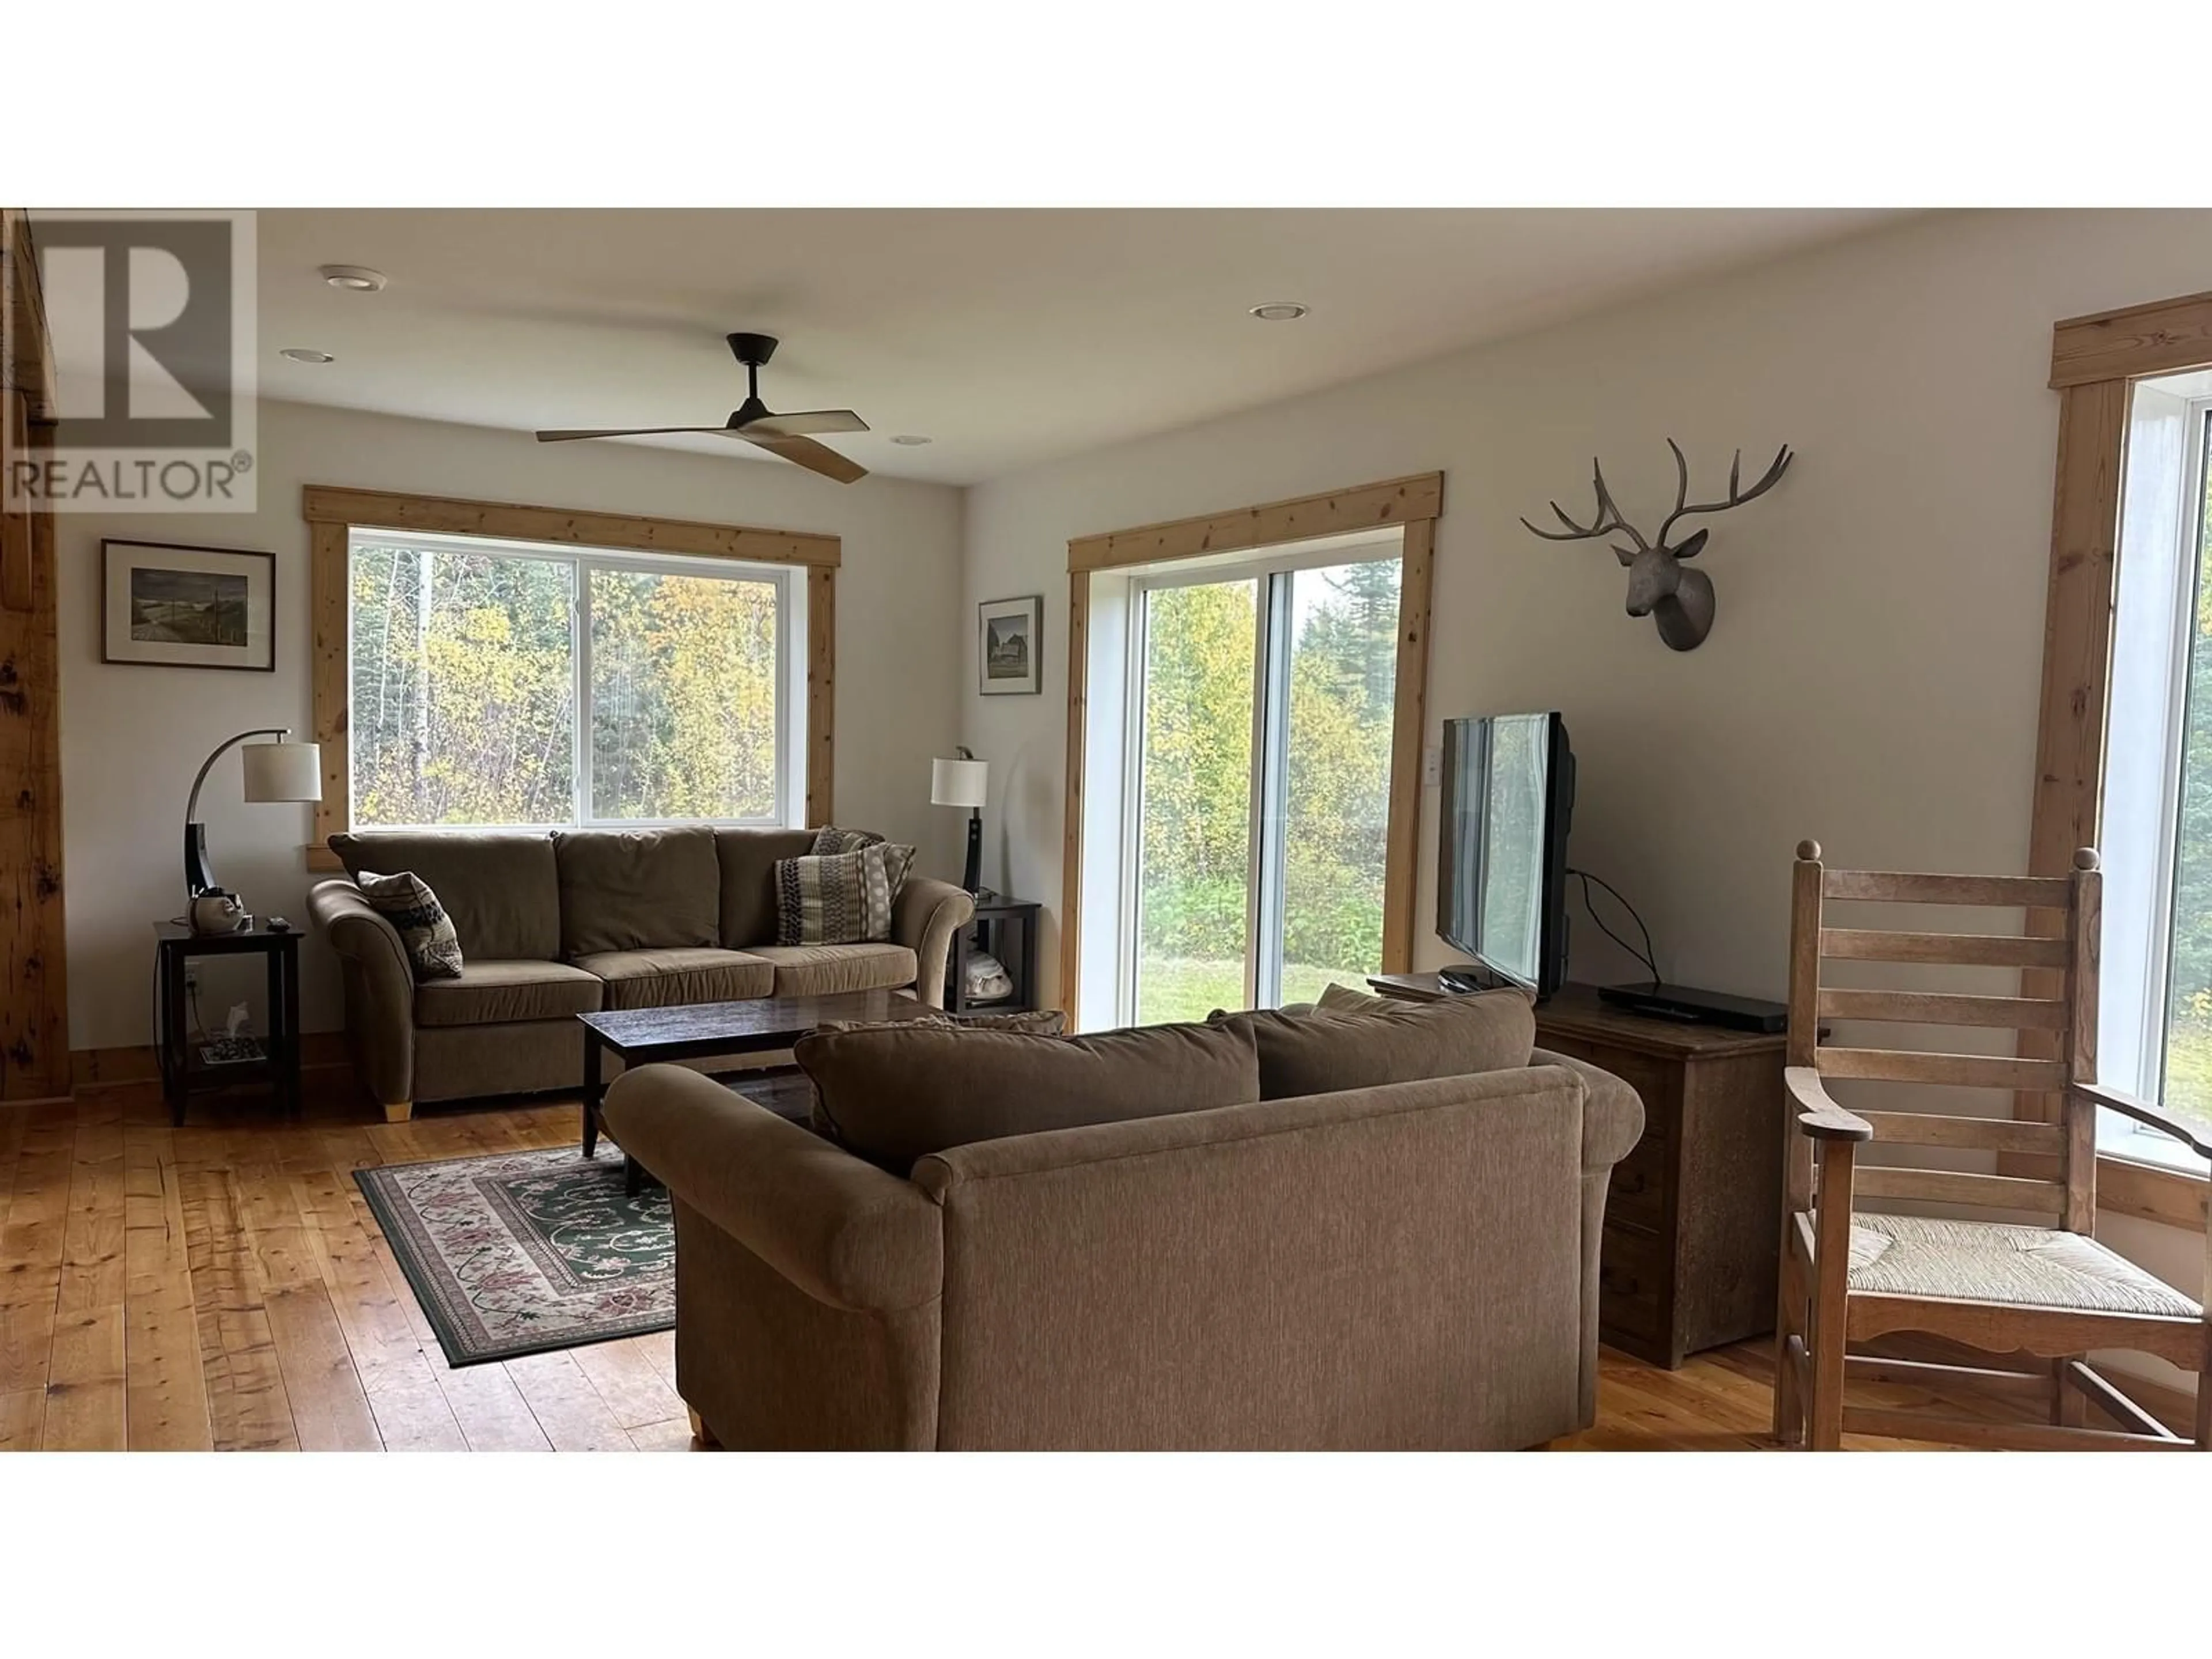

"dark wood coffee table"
[578,990,942,1191]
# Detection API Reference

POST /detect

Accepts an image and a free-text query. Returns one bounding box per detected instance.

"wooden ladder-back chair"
[1774,842,2211,1450]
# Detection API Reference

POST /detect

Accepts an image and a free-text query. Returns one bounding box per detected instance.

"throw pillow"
[773,841,917,946]
[810,825,885,857]
[1211,988,1534,1100]
[354,869,465,981]
[1315,980,1387,1016]
[796,1017,1257,1170]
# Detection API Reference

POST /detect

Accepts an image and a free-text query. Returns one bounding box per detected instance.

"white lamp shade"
[241,741,323,803]
[931,756,987,810]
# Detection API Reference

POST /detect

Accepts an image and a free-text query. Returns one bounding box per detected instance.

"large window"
[347,530,799,830]
[1122,547,1402,1024]
[2104,376,2212,1175]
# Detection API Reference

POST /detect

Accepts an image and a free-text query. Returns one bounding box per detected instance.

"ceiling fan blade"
[534,426,730,442]
[735,408,870,440]
[739,431,869,484]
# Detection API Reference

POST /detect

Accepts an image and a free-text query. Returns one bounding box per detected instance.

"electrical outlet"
[1422,744,1442,789]
[183,965,199,994]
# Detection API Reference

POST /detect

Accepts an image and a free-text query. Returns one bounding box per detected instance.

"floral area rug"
[357,1071,810,1366]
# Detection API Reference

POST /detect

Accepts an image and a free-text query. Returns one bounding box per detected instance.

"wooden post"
[1772,842,1823,1445]
[1807,1135,1858,1451]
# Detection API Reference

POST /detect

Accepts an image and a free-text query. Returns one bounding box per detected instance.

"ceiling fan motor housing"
[726,332,779,368]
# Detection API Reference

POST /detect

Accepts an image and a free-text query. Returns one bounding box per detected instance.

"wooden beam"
[1059,573,1091,1020]
[2,211,56,425]
[1819,927,2069,969]
[2049,287,2212,389]
[1820,869,2071,907]
[806,567,835,827]
[1378,517,1434,974]
[1067,473,1443,574]
[1816,988,2069,1029]
[300,486,842,569]
[0,381,69,1101]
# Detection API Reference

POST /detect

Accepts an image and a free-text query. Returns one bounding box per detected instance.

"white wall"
[58,399,967,1051]
[960,207,2212,1331]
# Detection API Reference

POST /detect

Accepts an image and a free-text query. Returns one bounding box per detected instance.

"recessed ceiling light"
[1249,302,1309,321]
[889,434,932,446]
[279,347,335,364]
[320,264,388,293]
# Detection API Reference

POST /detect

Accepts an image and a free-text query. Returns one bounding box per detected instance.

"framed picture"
[102,540,274,672]
[978,594,1044,695]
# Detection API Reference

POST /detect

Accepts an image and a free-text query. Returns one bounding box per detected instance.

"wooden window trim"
[302,484,839,871]
[1060,472,1442,1017]
[2025,291,2212,1228]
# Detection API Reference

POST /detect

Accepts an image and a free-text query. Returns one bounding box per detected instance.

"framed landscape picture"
[102,540,274,672]
[978,594,1043,695]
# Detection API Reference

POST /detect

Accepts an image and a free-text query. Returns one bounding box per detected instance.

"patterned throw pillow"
[810,825,885,857]
[355,869,464,980]
[774,842,917,946]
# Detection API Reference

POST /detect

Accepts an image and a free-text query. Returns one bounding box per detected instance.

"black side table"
[947,895,1043,1014]
[153,921,302,1127]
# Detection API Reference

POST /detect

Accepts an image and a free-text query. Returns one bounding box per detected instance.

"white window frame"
[2107,392,2212,1174]
[1116,536,1404,1025]
[344,526,806,834]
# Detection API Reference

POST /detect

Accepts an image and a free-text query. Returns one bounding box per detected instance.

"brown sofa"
[601,1039,1643,1450]
[307,825,974,1121]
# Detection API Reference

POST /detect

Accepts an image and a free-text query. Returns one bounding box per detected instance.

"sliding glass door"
[1126,551,1402,1024]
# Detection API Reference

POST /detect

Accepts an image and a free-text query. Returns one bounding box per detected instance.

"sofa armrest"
[892,876,975,1008]
[600,1063,942,1312]
[308,878,416,1107]
[1531,1046,1646,1171]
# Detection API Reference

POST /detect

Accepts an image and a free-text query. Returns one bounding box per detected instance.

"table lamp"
[185,727,323,901]
[931,747,988,895]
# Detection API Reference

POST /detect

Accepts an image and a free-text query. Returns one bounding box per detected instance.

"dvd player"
[1597,982,1786,1033]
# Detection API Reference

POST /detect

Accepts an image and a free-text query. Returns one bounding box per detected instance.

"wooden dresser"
[1370,977,1787,1368]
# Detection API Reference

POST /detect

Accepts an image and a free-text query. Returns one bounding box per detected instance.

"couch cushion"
[746,942,918,998]
[554,826,721,956]
[329,831,559,960]
[796,1018,1260,1170]
[414,959,604,1028]
[574,946,776,1010]
[715,827,820,948]
[1214,989,1535,1100]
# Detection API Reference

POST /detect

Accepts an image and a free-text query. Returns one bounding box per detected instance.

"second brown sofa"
[308,824,974,1120]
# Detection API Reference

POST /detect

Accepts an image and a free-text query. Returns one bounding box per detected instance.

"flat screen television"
[1435,711,1575,999]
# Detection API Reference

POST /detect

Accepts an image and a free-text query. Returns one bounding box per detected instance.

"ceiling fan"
[535,332,870,484]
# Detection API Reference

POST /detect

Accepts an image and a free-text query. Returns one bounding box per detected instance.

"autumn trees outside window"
[347,529,796,830]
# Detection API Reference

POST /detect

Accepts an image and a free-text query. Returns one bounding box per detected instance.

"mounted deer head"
[1520,440,1793,652]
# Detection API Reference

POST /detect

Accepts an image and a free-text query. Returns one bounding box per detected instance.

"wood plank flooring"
[0,1083,690,1452]
[0,1082,2093,1453]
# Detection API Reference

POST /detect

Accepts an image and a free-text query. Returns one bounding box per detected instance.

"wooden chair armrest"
[2069,1081,2212,1160]
[1786,1066,1874,1142]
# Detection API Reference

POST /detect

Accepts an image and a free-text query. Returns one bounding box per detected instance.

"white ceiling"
[238,209,1904,486]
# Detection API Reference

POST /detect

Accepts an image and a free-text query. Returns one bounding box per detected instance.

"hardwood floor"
[0,1081,2082,1452]
[0,1082,690,1452]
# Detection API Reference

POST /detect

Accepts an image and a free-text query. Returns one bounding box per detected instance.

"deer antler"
[1655,439,1792,549]
[1518,458,1652,552]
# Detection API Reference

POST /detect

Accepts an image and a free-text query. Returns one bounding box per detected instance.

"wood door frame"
[2027,289,2212,1229]
[302,484,840,870]
[1,208,69,1102]
[1060,472,1442,1018]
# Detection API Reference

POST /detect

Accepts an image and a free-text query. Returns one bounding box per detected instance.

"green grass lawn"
[1135,957,1371,1026]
